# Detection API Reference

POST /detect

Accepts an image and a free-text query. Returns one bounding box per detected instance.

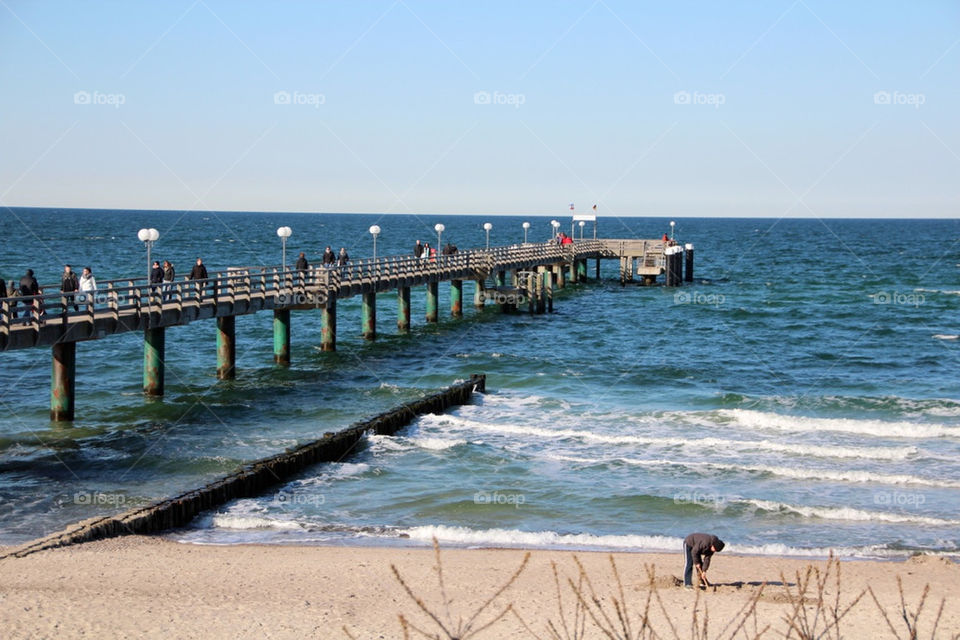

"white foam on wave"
[210,514,306,531]
[546,454,957,488]
[720,409,960,439]
[422,414,917,461]
[933,334,959,341]
[745,499,960,527]
[399,525,917,559]
[406,437,468,451]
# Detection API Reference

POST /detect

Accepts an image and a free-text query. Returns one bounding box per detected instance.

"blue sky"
[1,1,957,217]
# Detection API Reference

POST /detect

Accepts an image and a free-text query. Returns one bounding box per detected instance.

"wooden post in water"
[451,279,463,317]
[426,282,439,323]
[321,298,336,351]
[397,286,411,332]
[143,327,165,396]
[361,291,376,340]
[273,309,291,365]
[216,315,235,379]
[50,341,76,421]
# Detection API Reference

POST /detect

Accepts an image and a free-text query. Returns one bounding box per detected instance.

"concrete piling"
[143,327,165,396]
[50,341,76,421]
[556,264,565,289]
[577,259,587,281]
[426,282,439,323]
[321,298,336,352]
[451,279,463,317]
[361,291,376,340]
[273,309,291,365]
[216,315,236,380]
[397,286,411,332]
[685,243,695,282]
[473,280,485,310]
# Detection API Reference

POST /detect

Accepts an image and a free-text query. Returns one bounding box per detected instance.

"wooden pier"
[0,239,692,420]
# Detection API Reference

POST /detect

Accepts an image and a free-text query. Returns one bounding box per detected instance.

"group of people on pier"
[0,265,98,318]
[294,246,351,272]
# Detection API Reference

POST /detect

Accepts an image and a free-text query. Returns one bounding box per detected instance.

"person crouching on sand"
[683,532,724,589]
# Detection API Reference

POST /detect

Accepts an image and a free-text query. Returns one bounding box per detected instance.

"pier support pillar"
[545,268,554,313]
[451,279,463,317]
[556,264,565,289]
[596,258,601,280]
[495,271,505,287]
[50,341,76,421]
[361,291,376,340]
[577,259,587,281]
[143,327,165,396]
[426,282,439,323]
[216,315,236,380]
[536,268,547,314]
[569,260,577,284]
[397,286,411,332]
[685,244,695,282]
[321,298,336,351]
[273,309,291,365]
[473,280,485,310]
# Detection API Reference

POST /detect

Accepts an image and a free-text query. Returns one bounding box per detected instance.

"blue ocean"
[1,209,958,559]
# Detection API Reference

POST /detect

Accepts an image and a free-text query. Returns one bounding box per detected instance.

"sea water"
[0,209,958,558]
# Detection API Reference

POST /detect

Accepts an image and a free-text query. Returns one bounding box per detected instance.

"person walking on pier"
[61,265,79,312]
[162,260,175,301]
[189,258,208,300]
[414,239,423,258]
[337,247,349,266]
[295,252,309,272]
[322,246,336,266]
[78,267,97,306]
[19,268,41,319]
[150,260,163,289]
[0,276,6,300]
[683,532,725,589]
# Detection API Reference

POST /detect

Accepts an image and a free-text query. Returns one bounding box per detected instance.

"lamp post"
[522,221,530,244]
[137,227,159,283]
[578,220,585,241]
[483,222,492,249]
[434,223,445,250]
[277,226,292,273]
[670,220,676,241]
[369,224,381,260]
[550,219,560,242]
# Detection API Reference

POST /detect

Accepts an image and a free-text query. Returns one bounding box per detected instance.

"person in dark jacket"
[414,240,423,258]
[150,261,164,285]
[683,532,725,588]
[295,252,309,272]
[337,247,349,266]
[161,260,175,301]
[189,258,208,280]
[322,246,336,266]
[0,277,6,299]
[61,264,79,312]
[189,258,208,301]
[19,269,41,317]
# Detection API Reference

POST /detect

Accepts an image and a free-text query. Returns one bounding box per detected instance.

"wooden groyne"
[0,374,485,560]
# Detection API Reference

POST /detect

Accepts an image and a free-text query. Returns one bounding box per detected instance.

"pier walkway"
[0,239,692,420]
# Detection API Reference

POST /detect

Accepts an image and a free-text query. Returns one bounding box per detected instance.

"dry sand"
[1,536,957,639]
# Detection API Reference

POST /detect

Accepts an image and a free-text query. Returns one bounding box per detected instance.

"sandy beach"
[1,537,956,639]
